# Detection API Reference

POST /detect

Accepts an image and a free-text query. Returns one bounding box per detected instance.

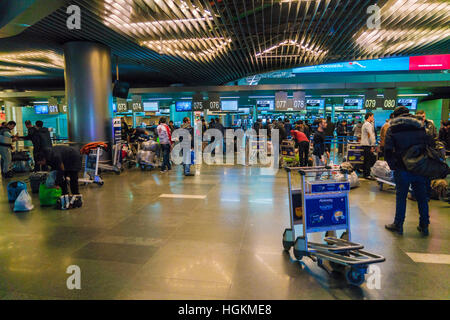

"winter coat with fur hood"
[384,114,434,171]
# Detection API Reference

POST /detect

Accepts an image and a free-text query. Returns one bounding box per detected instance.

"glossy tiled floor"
[0,165,449,300]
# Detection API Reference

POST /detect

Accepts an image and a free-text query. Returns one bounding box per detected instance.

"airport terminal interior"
[0,0,449,300]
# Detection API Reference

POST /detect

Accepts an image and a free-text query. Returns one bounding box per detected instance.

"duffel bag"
[39,183,62,206]
[7,181,28,203]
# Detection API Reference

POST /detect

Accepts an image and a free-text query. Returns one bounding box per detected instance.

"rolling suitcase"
[30,172,49,194]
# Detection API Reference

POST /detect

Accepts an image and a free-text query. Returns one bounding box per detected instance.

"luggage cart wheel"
[345,268,366,286]
[293,249,304,261]
[282,241,292,251]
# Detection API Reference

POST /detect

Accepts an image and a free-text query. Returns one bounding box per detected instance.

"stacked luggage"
[137,140,159,170]
[11,151,33,173]
[7,181,34,212]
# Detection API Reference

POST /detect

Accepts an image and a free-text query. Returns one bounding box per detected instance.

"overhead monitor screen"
[175,101,192,112]
[256,100,274,110]
[397,98,417,110]
[221,100,238,111]
[343,98,364,110]
[143,101,159,112]
[239,108,250,114]
[35,105,49,114]
[306,99,325,110]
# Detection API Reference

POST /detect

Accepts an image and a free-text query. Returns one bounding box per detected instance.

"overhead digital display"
[256,100,274,110]
[306,99,325,109]
[221,100,238,111]
[175,101,192,112]
[35,105,49,114]
[343,98,364,110]
[397,98,418,110]
[143,101,159,112]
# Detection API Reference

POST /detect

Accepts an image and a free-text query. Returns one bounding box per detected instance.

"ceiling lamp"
[255,40,327,58]
[354,0,450,54]
[141,38,232,60]
[0,65,44,76]
[0,51,64,69]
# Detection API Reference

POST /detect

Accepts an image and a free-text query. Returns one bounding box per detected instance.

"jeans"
[298,141,309,167]
[362,146,376,177]
[0,146,11,174]
[393,170,429,227]
[161,143,171,171]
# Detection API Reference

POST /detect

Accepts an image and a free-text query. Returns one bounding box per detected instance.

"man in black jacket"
[35,146,83,209]
[21,120,52,171]
[384,106,433,236]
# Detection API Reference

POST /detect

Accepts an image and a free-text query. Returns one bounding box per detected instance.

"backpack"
[402,144,449,179]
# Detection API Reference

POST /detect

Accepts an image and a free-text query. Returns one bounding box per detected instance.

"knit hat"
[393,106,410,118]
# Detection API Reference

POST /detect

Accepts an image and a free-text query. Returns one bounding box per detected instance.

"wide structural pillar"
[64,41,112,145]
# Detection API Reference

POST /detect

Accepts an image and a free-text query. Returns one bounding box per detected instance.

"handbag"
[402,144,449,179]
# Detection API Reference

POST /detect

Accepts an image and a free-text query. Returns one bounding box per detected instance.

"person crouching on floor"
[35,145,83,209]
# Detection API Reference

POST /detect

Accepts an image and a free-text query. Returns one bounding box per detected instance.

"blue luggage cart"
[282,166,385,286]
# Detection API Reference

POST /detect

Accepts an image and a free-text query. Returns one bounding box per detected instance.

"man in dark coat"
[384,106,434,236]
[35,146,82,201]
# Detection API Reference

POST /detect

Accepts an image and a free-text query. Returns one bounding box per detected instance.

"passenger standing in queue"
[312,119,329,167]
[157,117,172,173]
[384,106,435,236]
[0,121,18,178]
[291,124,309,167]
[360,112,376,179]
[336,120,348,155]
[353,121,363,142]
[181,117,195,176]
[379,113,394,159]
[20,120,52,171]
[35,146,83,209]
[438,120,450,155]
[416,110,437,139]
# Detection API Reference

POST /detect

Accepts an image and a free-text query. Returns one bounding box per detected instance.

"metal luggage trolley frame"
[282,166,385,286]
[79,147,106,186]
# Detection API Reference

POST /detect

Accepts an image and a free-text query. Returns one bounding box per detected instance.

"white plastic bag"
[14,189,34,212]
[335,171,360,189]
[46,171,58,188]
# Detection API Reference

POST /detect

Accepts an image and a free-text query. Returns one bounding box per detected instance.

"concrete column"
[63,41,113,145]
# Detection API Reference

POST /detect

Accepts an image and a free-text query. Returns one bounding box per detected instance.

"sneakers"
[385,223,403,235]
[184,173,195,176]
[417,225,429,236]
[58,194,83,210]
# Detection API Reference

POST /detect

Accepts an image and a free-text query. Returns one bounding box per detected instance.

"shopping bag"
[45,171,58,188]
[14,189,34,212]
[39,183,62,206]
[7,181,28,203]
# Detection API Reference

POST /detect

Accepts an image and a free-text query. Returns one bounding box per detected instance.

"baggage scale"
[282,166,385,286]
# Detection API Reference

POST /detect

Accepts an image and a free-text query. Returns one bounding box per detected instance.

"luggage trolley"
[79,147,105,186]
[282,166,385,286]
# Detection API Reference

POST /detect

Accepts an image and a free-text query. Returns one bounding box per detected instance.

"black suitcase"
[29,172,48,194]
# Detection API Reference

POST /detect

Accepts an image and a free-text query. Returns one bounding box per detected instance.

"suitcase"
[30,172,49,194]
[7,181,28,203]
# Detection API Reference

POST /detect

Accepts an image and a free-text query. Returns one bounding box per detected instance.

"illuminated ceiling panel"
[353,0,450,57]
[0,51,64,69]
[0,0,448,87]
[0,65,45,77]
